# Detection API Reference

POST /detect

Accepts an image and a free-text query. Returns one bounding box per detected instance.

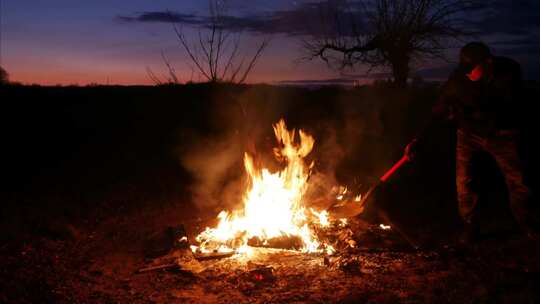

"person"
[406,42,534,243]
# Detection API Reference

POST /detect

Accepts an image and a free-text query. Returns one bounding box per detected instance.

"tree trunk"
[391,56,410,88]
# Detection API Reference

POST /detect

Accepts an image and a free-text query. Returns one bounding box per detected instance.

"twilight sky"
[1,0,540,85]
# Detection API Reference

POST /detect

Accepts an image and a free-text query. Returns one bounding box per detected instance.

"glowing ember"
[379,224,391,230]
[191,119,333,255]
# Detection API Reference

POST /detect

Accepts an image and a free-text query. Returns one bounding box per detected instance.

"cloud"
[473,0,540,36]
[117,1,540,39]
[488,36,540,57]
[116,1,366,37]
[491,38,540,47]
[116,11,204,25]
[496,45,540,57]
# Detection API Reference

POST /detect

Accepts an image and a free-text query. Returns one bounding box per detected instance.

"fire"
[379,224,391,230]
[191,119,333,255]
[310,209,330,227]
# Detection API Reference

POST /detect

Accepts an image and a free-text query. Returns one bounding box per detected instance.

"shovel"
[328,154,410,218]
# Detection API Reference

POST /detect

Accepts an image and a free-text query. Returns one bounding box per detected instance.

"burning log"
[247,235,304,250]
[192,251,235,261]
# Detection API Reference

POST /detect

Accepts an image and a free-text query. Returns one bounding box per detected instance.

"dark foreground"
[2,204,540,303]
[1,83,539,303]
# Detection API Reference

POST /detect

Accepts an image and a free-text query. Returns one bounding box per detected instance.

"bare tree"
[172,1,269,84]
[146,51,180,85]
[146,66,164,85]
[0,66,9,85]
[305,0,481,87]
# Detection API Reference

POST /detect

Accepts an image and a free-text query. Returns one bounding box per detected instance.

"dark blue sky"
[1,0,540,85]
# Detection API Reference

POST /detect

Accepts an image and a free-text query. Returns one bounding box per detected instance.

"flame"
[192,119,332,255]
[336,186,348,200]
[310,208,330,227]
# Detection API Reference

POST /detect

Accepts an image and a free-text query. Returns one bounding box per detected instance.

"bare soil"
[2,200,539,304]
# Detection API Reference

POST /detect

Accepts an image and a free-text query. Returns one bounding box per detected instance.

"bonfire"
[190,119,336,256]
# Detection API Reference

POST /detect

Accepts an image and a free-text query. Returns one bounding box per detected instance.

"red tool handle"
[379,155,409,183]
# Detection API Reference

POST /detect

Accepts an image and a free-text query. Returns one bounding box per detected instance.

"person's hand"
[405,138,418,161]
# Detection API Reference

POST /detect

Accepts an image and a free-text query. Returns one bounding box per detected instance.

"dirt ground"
[2,198,540,304]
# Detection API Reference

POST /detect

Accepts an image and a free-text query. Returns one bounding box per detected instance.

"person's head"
[460,42,492,82]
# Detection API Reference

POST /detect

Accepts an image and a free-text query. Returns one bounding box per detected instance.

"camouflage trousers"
[456,129,531,226]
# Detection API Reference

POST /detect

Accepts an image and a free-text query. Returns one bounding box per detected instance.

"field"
[2,83,540,303]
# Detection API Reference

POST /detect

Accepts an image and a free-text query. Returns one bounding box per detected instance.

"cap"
[459,42,491,73]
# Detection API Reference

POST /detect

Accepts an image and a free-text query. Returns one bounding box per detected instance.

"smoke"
[177,86,285,214]
[176,85,412,217]
[179,129,245,212]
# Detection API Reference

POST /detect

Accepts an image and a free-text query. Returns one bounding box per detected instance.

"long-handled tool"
[328,154,410,218]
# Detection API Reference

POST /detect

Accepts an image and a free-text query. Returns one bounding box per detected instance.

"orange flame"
[192,119,332,255]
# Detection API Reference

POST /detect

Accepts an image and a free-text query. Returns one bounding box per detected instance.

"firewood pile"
[134,217,433,303]
[140,217,410,273]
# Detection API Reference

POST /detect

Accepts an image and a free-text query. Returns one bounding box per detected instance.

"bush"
[0,66,9,85]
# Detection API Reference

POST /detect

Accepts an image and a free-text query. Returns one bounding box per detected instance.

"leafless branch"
[173,21,211,80]
[161,51,179,84]
[304,0,483,87]
[169,0,269,84]
[146,66,163,85]
[238,39,269,84]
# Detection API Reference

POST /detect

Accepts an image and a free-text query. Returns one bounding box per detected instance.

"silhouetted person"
[407,42,534,243]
